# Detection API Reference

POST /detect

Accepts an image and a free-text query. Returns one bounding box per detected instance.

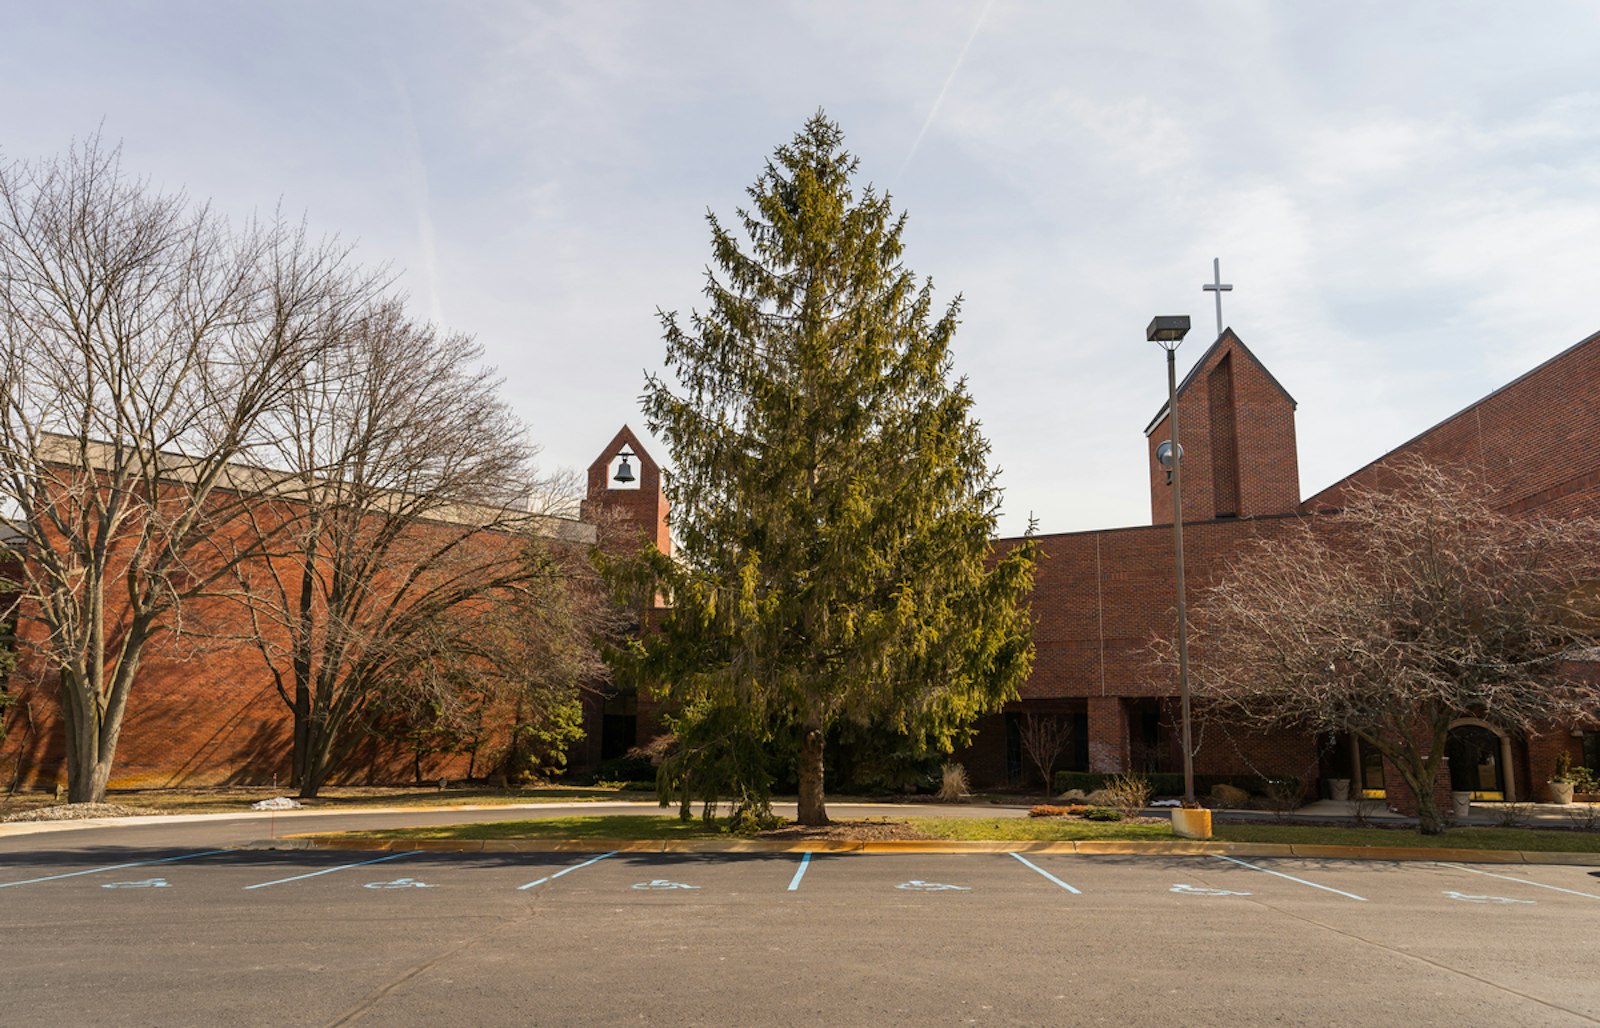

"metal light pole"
[1147,315,1196,807]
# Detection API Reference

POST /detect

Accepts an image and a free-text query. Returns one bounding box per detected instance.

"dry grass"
[0,783,653,819]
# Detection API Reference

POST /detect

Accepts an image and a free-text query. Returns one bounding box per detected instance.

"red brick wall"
[1305,329,1600,520]
[1149,332,1300,524]
[581,425,671,558]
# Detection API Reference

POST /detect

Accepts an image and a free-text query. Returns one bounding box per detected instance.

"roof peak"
[1142,328,1296,436]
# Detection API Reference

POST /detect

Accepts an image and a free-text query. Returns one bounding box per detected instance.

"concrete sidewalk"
[1272,797,1600,829]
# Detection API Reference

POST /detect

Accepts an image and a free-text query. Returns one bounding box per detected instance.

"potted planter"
[1550,751,1576,806]
[1327,778,1350,802]
[1451,791,1473,818]
[1171,807,1212,839]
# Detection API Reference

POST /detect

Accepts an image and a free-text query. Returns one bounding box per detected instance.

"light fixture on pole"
[1147,314,1197,808]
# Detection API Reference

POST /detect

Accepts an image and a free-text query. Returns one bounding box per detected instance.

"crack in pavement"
[1227,880,1599,1025]
[322,895,547,1026]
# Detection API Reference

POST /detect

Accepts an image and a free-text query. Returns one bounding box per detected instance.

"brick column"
[1087,697,1128,774]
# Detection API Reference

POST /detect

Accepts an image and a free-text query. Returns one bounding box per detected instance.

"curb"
[241,835,1600,865]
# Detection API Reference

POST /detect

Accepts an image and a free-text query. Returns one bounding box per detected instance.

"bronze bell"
[613,454,636,484]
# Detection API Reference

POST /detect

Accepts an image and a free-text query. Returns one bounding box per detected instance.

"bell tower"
[582,425,671,557]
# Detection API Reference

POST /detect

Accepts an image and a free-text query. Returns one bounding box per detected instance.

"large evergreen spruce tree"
[641,113,1036,825]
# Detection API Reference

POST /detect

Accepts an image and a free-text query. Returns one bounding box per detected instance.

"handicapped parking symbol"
[632,879,700,890]
[102,878,170,889]
[1443,890,1532,905]
[896,880,971,892]
[1170,884,1251,897]
[364,878,435,890]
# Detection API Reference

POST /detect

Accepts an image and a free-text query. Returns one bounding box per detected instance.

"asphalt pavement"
[2,808,1597,1026]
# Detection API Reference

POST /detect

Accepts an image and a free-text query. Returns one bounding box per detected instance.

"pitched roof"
[1142,328,1298,437]
[586,424,658,474]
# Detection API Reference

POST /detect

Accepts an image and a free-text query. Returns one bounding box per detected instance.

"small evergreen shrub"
[1082,806,1123,821]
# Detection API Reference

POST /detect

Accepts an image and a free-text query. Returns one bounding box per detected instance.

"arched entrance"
[1446,722,1510,800]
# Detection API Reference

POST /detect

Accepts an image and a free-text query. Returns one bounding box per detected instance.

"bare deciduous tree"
[233,302,596,796]
[1171,457,1600,834]
[0,139,373,802]
[378,531,626,784]
[1018,712,1070,794]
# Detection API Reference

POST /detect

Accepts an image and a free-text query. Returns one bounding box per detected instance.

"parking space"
[5,846,1600,1025]
[8,846,1600,910]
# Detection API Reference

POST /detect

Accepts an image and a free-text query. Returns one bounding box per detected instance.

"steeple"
[1144,329,1299,523]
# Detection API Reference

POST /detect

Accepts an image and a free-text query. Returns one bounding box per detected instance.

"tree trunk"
[1416,794,1447,835]
[797,721,828,826]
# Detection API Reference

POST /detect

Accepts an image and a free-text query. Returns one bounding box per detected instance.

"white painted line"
[1437,863,1600,900]
[243,851,417,890]
[0,849,229,889]
[1008,852,1081,894]
[787,852,811,892]
[1211,855,1368,901]
[516,851,617,891]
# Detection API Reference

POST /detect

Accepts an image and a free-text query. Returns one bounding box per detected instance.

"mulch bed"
[757,818,937,842]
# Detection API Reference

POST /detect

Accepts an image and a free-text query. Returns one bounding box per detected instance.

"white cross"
[1203,258,1232,338]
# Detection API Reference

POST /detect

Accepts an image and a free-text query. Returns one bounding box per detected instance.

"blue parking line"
[787,852,811,892]
[1212,855,1367,901]
[1437,863,1600,900]
[0,850,229,889]
[1008,852,1081,893]
[516,851,617,891]
[243,851,418,890]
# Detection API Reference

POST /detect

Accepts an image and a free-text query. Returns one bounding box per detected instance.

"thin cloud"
[897,0,996,181]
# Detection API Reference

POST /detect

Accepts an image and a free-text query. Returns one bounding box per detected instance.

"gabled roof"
[1142,328,1298,437]
[587,424,658,474]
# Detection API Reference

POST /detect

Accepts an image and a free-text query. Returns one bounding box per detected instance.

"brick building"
[0,465,600,793]
[5,326,1597,803]
[953,326,1600,808]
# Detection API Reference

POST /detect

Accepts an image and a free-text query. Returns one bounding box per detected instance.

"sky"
[5,1,1599,538]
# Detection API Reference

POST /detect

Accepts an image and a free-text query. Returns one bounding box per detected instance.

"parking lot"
[3,833,1598,1026]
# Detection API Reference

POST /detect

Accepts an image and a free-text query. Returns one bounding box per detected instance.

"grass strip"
[316,815,1600,852]
[1213,823,1600,852]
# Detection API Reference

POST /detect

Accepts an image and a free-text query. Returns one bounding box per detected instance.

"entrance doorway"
[1447,724,1506,800]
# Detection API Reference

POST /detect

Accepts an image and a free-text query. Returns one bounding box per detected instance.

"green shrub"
[1082,806,1123,821]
